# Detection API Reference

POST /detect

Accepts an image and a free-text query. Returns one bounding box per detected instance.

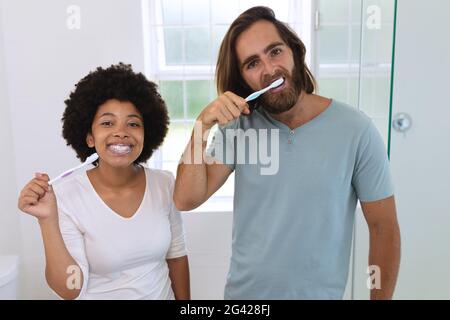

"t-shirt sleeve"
[56,206,89,300]
[205,124,236,171]
[352,121,395,202]
[165,173,188,259]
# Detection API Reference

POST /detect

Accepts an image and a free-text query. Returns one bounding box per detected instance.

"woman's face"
[86,99,144,168]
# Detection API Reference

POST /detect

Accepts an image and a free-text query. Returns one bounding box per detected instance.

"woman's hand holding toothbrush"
[18,173,83,300]
[18,173,58,222]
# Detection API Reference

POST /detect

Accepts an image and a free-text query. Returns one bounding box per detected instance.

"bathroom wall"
[0,0,21,256]
[353,0,450,299]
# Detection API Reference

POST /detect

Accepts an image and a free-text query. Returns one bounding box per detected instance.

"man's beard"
[260,64,302,115]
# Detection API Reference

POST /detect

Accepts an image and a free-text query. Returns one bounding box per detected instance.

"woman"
[18,63,189,300]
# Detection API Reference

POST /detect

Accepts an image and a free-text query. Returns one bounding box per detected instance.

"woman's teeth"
[108,144,132,155]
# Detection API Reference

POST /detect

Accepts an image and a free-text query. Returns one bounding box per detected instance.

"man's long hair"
[216,6,316,98]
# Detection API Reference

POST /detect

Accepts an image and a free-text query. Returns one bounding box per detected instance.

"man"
[174,6,400,300]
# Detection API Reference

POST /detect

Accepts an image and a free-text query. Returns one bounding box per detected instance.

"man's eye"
[247,60,258,70]
[271,48,282,56]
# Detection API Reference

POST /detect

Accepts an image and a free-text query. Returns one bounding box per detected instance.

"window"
[142,0,312,211]
[314,0,396,147]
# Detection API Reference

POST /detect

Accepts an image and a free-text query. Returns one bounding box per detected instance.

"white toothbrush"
[245,78,285,102]
[48,153,99,185]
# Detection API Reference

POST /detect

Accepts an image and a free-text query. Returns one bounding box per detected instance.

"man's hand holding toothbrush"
[197,78,284,129]
[198,91,250,130]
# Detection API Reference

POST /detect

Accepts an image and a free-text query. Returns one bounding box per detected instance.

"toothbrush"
[245,78,285,102]
[48,153,99,185]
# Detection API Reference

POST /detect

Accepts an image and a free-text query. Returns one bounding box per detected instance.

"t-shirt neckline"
[82,166,148,221]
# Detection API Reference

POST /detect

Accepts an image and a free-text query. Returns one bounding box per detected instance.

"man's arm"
[174,122,232,211]
[167,255,190,300]
[173,92,249,211]
[361,195,401,300]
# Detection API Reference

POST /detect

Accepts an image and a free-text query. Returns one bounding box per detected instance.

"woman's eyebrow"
[99,112,115,118]
[127,114,143,120]
[99,113,142,119]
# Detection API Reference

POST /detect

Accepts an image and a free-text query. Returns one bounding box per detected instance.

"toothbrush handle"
[48,163,85,185]
[48,153,98,185]
[48,169,76,185]
[245,88,270,102]
[245,92,261,102]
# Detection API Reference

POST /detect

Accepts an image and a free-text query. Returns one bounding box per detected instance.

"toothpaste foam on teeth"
[109,145,132,154]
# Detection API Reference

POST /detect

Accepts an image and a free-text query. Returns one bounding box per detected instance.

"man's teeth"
[274,78,285,88]
[268,78,285,89]
[108,144,132,154]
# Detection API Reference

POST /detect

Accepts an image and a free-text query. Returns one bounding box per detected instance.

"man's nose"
[261,58,277,79]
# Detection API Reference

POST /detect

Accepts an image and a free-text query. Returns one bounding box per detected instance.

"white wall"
[353,0,450,299]
[387,0,450,299]
[183,212,232,299]
[0,0,21,256]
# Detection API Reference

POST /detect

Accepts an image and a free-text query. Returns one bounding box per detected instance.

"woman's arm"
[167,255,190,300]
[39,217,84,300]
[18,173,84,300]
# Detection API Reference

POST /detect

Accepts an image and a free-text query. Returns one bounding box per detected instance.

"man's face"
[236,20,301,114]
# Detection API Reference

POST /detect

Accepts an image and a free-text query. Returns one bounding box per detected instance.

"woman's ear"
[86,133,94,148]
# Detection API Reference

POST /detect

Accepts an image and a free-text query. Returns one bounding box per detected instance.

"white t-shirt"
[53,166,187,300]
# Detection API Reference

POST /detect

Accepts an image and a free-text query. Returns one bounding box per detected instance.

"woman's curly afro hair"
[62,63,169,164]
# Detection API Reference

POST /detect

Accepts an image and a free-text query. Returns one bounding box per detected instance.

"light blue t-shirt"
[207,99,394,299]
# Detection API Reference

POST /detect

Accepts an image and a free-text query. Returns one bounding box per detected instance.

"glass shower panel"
[315,0,396,151]
[358,0,396,150]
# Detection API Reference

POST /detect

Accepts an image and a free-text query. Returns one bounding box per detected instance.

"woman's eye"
[101,121,113,126]
[129,122,141,128]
